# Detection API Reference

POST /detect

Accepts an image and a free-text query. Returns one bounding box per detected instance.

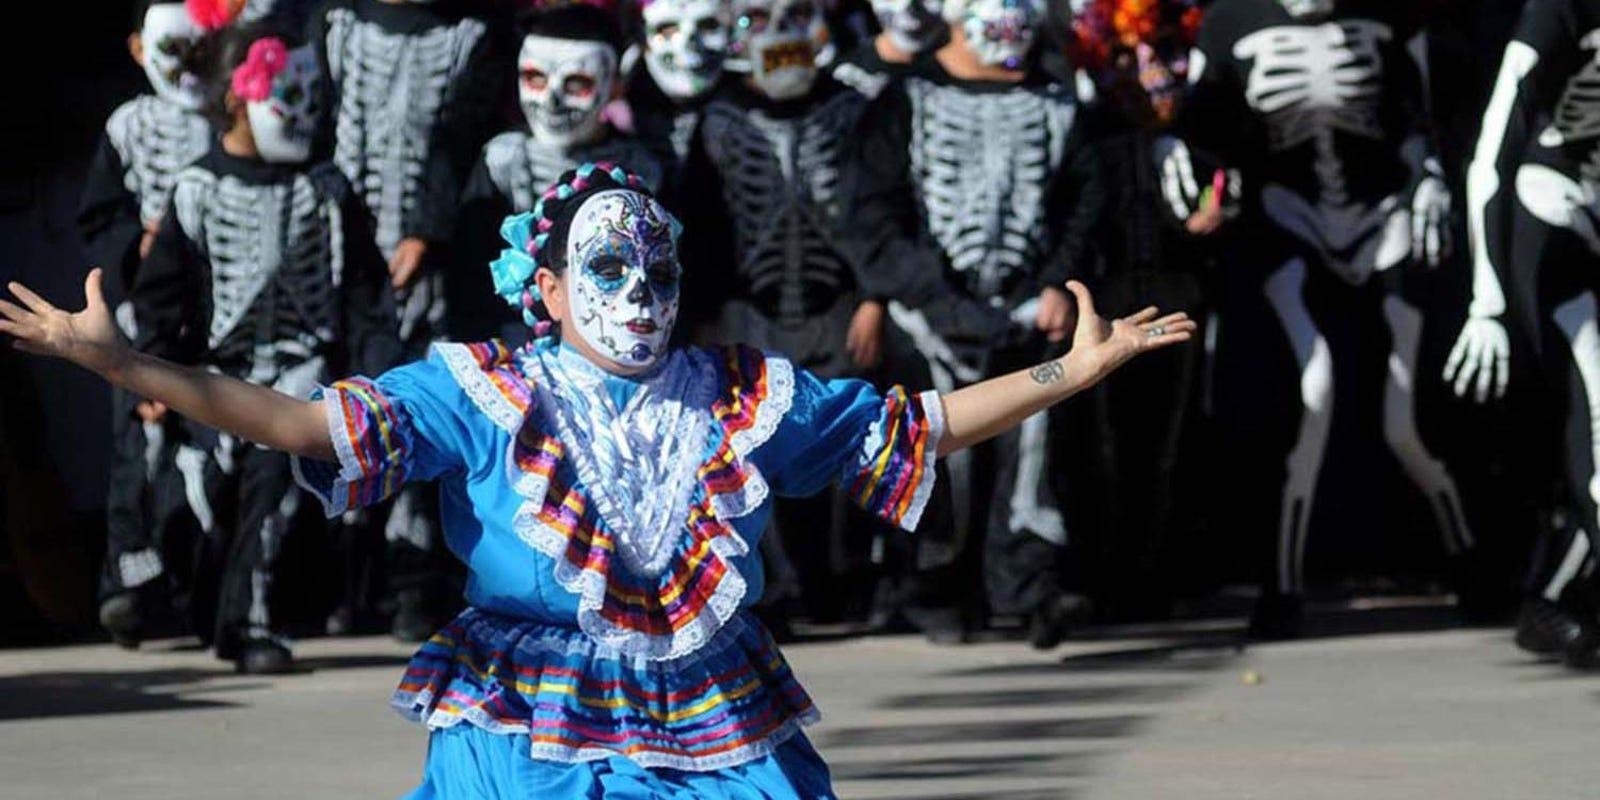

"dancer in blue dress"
[1,162,1194,798]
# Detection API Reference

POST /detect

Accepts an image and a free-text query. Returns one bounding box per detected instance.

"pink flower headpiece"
[232,37,289,103]
[186,0,244,32]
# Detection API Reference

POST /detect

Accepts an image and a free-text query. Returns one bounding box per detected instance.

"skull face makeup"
[957,0,1043,70]
[565,190,683,368]
[1277,0,1333,18]
[140,4,205,110]
[242,44,320,164]
[871,0,945,54]
[732,0,827,100]
[643,0,731,101]
[519,35,619,148]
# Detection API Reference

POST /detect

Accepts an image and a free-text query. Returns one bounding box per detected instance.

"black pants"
[100,388,204,611]
[195,442,298,655]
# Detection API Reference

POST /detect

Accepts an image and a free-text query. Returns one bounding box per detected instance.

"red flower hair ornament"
[231,37,290,102]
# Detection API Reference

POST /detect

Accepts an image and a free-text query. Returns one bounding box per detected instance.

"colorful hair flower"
[186,0,245,32]
[231,37,289,102]
[489,213,541,310]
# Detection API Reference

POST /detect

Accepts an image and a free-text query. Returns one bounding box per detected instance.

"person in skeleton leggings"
[456,5,668,346]
[310,0,500,640]
[1447,0,1600,666]
[1187,0,1465,638]
[843,0,1105,646]
[624,0,732,186]
[830,0,947,101]
[78,0,217,648]
[130,24,398,672]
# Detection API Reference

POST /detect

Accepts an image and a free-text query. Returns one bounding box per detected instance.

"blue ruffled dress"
[292,339,943,798]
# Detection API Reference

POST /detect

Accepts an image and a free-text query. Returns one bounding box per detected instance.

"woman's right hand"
[1,269,131,378]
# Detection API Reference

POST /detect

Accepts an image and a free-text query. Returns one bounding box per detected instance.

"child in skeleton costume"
[1,158,1193,796]
[842,0,1106,645]
[456,5,668,343]
[625,0,733,183]
[310,0,501,640]
[1446,0,1600,666]
[1186,0,1466,638]
[830,0,947,100]
[129,25,398,673]
[77,0,219,648]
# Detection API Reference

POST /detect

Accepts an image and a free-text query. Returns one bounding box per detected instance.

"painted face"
[1277,0,1334,17]
[244,45,320,164]
[140,4,205,109]
[731,0,827,100]
[565,190,683,368]
[959,0,1043,70]
[519,35,618,148]
[871,0,945,54]
[643,0,731,101]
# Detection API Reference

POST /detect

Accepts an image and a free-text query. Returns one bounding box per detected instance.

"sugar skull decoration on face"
[140,3,207,109]
[232,38,321,164]
[564,189,684,368]
[642,0,731,101]
[730,0,828,100]
[954,0,1044,70]
[871,0,945,54]
[519,35,619,147]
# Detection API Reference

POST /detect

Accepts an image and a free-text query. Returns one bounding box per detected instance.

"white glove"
[1443,316,1511,403]
[1411,173,1452,267]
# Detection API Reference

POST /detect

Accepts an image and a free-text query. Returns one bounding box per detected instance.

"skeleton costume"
[627,0,734,194]
[841,29,1104,622]
[77,1,214,623]
[1456,0,1600,654]
[831,0,947,100]
[289,165,943,797]
[131,145,397,660]
[1187,0,1468,631]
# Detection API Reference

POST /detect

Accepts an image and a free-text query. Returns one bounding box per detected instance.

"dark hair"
[193,22,306,131]
[516,3,625,53]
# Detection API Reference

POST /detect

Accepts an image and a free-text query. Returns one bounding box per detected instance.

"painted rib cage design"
[324,9,485,254]
[701,91,865,324]
[906,79,1074,299]
[483,133,665,212]
[108,96,212,227]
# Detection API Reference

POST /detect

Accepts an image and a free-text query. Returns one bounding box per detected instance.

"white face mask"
[565,190,683,368]
[643,0,732,101]
[140,5,205,110]
[871,0,944,54]
[519,35,618,148]
[732,0,826,100]
[1278,0,1334,17]
[959,0,1042,70]
[244,45,320,164]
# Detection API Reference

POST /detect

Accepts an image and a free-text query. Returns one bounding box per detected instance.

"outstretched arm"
[2,270,334,460]
[936,281,1194,456]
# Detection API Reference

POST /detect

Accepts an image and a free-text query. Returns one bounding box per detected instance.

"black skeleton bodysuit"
[1464,0,1600,612]
[312,0,498,343]
[843,58,1102,618]
[132,150,396,652]
[1189,0,1473,605]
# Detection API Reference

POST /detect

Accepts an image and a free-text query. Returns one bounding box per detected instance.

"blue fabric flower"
[488,213,538,309]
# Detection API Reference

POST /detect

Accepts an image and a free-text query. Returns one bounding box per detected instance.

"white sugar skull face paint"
[519,35,619,148]
[1277,0,1333,18]
[140,4,205,110]
[565,190,683,368]
[643,0,731,101]
[871,0,945,54]
[246,45,320,164]
[959,0,1042,70]
[732,0,826,100]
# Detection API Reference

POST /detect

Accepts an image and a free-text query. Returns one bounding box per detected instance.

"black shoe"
[1513,599,1584,658]
[1562,616,1600,670]
[390,590,439,643]
[1028,593,1092,650]
[235,640,295,675]
[98,593,143,650]
[1248,593,1304,641]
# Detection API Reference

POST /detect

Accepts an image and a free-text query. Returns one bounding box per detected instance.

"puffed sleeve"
[754,360,945,532]
[291,356,480,517]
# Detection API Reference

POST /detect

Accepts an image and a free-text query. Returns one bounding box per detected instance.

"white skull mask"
[565,190,683,369]
[871,0,945,54]
[957,0,1042,70]
[245,45,320,164]
[643,0,731,101]
[519,35,619,148]
[732,0,827,100]
[140,4,205,110]
[1278,0,1334,17]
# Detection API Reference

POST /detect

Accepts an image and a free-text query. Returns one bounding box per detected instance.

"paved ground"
[0,604,1595,799]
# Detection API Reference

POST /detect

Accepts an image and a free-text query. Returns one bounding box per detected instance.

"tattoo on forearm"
[1029,361,1065,385]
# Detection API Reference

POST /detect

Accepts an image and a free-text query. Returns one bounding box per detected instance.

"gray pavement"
[0,607,1595,799]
